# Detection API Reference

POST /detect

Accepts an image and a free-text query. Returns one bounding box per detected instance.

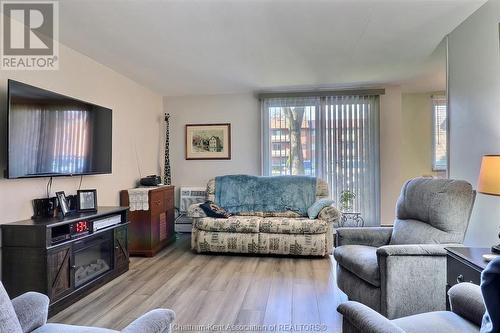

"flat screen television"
[7,80,112,179]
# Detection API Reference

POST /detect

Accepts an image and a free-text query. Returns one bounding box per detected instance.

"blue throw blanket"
[214,175,317,216]
[481,255,500,333]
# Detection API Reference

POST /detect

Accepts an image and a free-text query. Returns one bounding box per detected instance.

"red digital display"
[73,221,89,234]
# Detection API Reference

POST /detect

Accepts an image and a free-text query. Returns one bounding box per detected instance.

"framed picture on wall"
[185,123,231,160]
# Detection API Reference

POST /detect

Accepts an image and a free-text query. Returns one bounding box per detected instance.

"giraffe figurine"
[164,113,172,185]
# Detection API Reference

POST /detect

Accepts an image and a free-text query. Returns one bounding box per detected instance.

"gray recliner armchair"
[338,282,485,333]
[0,282,175,333]
[334,178,476,319]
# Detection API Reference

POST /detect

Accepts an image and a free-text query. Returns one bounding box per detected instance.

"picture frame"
[55,191,70,217]
[77,189,98,213]
[185,123,231,160]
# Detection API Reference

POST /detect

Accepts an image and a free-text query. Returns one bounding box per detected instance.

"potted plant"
[339,190,356,212]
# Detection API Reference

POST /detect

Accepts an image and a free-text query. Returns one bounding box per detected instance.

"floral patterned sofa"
[188,177,341,256]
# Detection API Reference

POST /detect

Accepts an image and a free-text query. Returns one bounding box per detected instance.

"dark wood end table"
[445,247,493,309]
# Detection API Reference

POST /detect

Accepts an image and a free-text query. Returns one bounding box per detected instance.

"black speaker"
[32,197,57,219]
[140,175,162,187]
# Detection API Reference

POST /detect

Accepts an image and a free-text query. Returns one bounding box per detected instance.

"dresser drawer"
[447,255,481,287]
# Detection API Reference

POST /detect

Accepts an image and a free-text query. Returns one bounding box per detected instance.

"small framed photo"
[77,189,98,213]
[55,191,70,217]
[185,123,231,160]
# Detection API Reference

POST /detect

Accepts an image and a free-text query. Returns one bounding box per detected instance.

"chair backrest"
[389,177,475,245]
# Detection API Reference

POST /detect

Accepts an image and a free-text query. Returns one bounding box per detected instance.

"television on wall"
[6,79,112,179]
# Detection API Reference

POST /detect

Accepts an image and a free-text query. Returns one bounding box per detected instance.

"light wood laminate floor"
[50,235,346,332]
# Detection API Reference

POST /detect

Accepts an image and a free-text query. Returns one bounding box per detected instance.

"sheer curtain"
[261,94,380,225]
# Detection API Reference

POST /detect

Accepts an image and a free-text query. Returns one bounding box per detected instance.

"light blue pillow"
[307,199,335,219]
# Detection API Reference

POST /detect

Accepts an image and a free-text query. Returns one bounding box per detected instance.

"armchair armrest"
[187,203,207,218]
[337,301,405,333]
[376,244,447,257]
[448,283,485,327]
[318,205,341,226]
[11,292,49,333]
[122,309,175,333]
[336,227,393,247]
[376,244,448,318]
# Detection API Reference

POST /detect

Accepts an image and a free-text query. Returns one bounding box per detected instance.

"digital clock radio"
[69,220,90,237]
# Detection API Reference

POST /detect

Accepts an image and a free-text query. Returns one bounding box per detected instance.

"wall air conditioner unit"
[176,187,206,233]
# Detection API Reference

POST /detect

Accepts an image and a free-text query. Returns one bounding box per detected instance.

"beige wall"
[165,87,431,225]
[401,92,445,180]
[164,93,261,192]
[379,86,403,224]
[379,90,446,224]
[0,43,163,224]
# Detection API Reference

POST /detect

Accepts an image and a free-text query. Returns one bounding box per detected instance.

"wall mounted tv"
[7,80,112,179]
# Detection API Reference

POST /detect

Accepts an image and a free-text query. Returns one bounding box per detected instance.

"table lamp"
[478,155,500,254]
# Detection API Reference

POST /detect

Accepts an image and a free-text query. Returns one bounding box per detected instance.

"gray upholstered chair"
[0,282,175,333]
[334,178,476,319]
[338,282,485,333]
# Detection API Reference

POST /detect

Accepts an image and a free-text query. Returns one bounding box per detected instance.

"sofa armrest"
[122,309,175,333]
[448,283,485,327]
[376,244,447,257]
[318,206,341,226]
[187,203,207,218]
[12,292,49,333]
[336,227,393,247]
[337,301,405,333]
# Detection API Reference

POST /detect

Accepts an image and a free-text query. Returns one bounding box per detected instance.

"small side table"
[339,211,364,227]
[445,247,491,309]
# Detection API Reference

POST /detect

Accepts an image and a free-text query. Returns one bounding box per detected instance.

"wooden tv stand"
[1,207,130,316]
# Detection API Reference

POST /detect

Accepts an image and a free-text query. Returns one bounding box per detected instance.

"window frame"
[431,95,448,172]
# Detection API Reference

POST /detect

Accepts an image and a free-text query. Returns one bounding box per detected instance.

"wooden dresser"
[120,186,175,256]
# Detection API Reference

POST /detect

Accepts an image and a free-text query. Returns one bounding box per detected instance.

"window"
[261,94,380,225]
[432,96,447,171]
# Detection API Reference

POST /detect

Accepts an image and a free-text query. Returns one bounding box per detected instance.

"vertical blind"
[261,94,380,225]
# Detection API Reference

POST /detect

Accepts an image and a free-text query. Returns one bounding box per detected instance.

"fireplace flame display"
[75,259,110,287]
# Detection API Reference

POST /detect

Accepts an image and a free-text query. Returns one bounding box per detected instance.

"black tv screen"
[7,80,112,178]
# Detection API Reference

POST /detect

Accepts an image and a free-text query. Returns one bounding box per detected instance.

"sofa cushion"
[307,199,335,219]
[32,324,118,333]
[392,311,479,333]
[237,211,301,218]
[194,230,259,253]
[194,216,261,233]
[0,283,23,333]
[259,217,328,234]
[334,245,380,287]
[259,233,327,256]
[199,201,231,218]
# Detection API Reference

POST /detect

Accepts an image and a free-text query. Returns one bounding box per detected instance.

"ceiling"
[58,0,486,96]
